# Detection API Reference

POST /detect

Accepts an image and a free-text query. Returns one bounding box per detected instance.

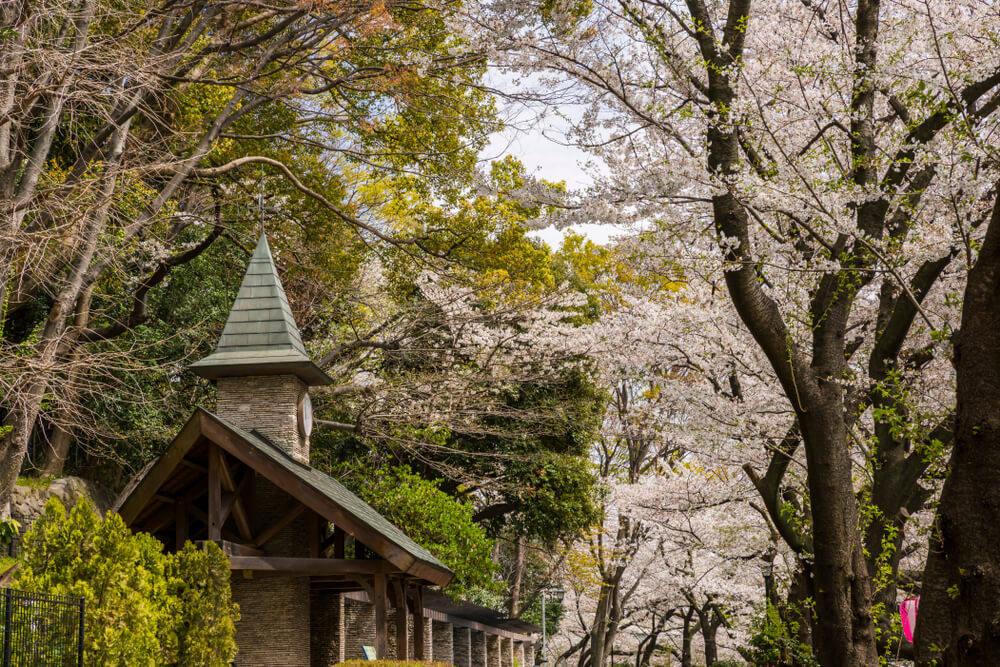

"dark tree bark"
[509,535,525,616]
[698,606,722,665]
[916,190,1000,664]
[678,606,695,667]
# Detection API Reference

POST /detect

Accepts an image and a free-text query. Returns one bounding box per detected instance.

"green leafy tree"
[337,464,501,601]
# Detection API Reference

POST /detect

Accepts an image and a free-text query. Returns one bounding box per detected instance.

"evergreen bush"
[13,497,238,666]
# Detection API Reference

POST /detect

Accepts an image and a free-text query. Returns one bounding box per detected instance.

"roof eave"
[190,357,333,386]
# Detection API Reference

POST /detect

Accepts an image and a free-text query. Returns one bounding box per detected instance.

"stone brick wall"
[13,476,115,520]
[217,374,309,462]
[344,597,376,660]
[487,634,501,667]
[232,575,311,666]
[514,641,525,667]
[526,643,535,666]
[432,620,454,664]
[311,590,344,667]
[471,630,488,667]
[231,475,314,665]
[386,608,407,659]
[411,616,431,660]
[501,637,513,667]
[453,626,472,667]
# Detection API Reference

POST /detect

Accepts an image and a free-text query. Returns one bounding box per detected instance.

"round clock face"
[299,392,313,437]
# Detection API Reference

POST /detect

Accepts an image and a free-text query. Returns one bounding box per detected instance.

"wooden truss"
[117,409,450,659]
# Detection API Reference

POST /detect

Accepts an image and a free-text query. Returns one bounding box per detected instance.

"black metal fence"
[0,588,84,667]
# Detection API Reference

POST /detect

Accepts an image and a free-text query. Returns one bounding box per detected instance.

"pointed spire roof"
[190,234,332,386]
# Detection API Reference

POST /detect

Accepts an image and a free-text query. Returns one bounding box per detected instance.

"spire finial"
[258,164,265,237]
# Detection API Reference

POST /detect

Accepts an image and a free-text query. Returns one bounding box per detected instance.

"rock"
[11,476,115,525]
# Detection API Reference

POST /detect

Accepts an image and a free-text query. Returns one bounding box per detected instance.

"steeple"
[190,234,331,386]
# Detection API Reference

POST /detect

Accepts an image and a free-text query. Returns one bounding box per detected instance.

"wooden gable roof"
[115,408,452,587]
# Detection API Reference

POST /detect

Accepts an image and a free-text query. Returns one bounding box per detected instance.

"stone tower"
[190,234,332,666]
[190,234,331,462]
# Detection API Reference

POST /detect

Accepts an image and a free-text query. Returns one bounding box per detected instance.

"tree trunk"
[40,422,73,477]
[701,617,718,665]
[590,582,611,667]
[39,288,92,478]
[0,119,127,510]
[679,607,695,667]
[916,192,1000,664]
[691,0,880,651]
[509,535,525,616]
[784,562,815,657]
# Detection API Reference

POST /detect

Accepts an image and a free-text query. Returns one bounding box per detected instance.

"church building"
[113,235,538,666]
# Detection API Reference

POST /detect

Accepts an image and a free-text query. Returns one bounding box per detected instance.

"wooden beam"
[309,513,321,558]
[208,445,222,541]
[227,556,396,576]
[319,532,336,555]
[201,411,453,586]
[179,459,208,474]
[217,453,254,541]
[311,582,367,593]
[375,573,388,659]
[412,583,425,659]
[186,505,242,543]
[143,504,175,535]
[352,574,376,600]
[253,504,306,548]
[394,577,409,660]
[221,492,236,523]
[235,470,254,541]
[201,540,264,558]
[118,414,205,524]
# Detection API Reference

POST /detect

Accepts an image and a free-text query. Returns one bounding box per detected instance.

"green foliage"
[15,474,55,489]
[0,517,19,546]
[339,464,500,601]
[14,498,238,666]
[166,541,239,666]
[501,450,602,543]
[520,595,564,638]
[739,604,818,667]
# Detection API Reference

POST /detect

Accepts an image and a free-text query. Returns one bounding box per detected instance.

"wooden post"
[393,578,409,660]
[175,500,188,549]
[308,512,320,558]
[334,526,346,559]
[412,583,425,659]
[208,445,222,541]
[375,573,388,659]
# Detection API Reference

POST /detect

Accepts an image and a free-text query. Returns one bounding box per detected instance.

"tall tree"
[469,0,1000,662]
[0,0,496,505]
[917,190,1000,664]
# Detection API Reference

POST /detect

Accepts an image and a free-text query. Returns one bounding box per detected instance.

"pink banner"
[901,597,919,643]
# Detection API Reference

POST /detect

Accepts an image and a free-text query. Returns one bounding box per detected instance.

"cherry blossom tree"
[458,0,1000,661]
[541,266,785,666]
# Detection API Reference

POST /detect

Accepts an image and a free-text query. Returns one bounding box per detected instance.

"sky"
[479,74,623,248]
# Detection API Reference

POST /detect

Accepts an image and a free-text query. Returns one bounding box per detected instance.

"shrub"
[14,497,238,666]
[739,603,817,667]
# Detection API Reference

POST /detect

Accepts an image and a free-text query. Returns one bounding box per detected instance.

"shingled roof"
[190,234,331,385]
[115,407,454,586]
